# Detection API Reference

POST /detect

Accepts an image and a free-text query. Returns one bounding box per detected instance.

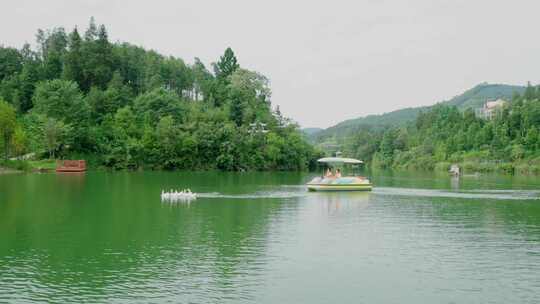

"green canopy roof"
[317,157,363,164]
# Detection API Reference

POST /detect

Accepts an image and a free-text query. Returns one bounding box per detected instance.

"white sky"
[2,0,540,128]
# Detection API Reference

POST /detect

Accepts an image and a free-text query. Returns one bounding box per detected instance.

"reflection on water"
[310,192,371,215]
[0,171,540,303]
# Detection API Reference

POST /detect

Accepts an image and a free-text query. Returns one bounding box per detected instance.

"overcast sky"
[2,0,540,128]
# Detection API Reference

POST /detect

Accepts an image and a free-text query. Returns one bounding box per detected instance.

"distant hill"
[301,128,323,136]
[443,82,524,109]
[312,83,525,143]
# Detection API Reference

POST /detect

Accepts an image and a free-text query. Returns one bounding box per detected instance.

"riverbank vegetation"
[341,83,540,175]
[0,18,319,171]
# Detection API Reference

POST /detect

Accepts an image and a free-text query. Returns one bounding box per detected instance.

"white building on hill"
[475,99,507,120]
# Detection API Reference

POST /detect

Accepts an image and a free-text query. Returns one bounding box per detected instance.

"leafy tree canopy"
[0,19,318,170]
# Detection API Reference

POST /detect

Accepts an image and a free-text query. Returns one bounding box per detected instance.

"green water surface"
[1,171,539,303]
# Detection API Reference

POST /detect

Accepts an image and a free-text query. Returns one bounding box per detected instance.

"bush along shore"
[0,18,321,171]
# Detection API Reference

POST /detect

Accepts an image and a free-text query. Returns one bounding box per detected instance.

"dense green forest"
[0,18,319,171]
[312,83,525,144]
[340,83,540,174]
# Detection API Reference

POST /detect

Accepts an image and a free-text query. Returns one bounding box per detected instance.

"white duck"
[161,188,197,202]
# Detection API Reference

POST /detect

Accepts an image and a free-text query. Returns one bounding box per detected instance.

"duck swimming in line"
[161,189,197,202]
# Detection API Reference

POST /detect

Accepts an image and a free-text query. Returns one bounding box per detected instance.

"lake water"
[1,171,540,303]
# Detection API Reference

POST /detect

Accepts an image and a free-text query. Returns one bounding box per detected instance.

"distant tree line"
[0,18,319,170]
[341,83,540,174]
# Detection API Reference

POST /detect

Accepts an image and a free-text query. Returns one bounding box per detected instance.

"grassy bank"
[381,160,540,176]
[433,161,516,175]
[0,159,57,172]
[0,160,30,172]
[432,153,540,175]
[372,150,540,176]
[28,159,57,171]
[0,166,22,174]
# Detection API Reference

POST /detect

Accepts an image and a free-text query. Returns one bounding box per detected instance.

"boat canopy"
[317,157,363,164]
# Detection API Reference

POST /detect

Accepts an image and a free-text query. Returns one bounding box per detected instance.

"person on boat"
[325,168,333,178]
[335,168,342,178]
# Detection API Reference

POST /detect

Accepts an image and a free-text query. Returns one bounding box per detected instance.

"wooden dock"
[56,160,87,172]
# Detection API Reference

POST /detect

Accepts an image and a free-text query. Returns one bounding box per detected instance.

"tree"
[380,128,397,157]
[114,106,138,137]
[229,91,245,126]
[133,88,186,125]
[43,117,68,159]
[16,63,40,113]
[161,57,191,96]
[84,17,98,41]
[33,79,90,151]
[63,27,84,85]
[0,99,17,159]
[228,68,272,123]
[191,57,213,101]
[11,126,27,156]
[156,115,176,142]
[229,69,271,103]
[105,71,132,111]
[273,105,285,127]
[214,47,239,79]
[524,81,536,100]
[80,19,115,90]
[0,47,23,81]
[156,115,180,168]
[525,126,538,151]
[109,106,140,169]
[0,62,40,114]
[0,74,20,107]
[94,24,115,87]
[37,28,68,80]
[32,79,85,123]
[394,128,408,151]
[209,48,240,107]
[0,21,319,172]
[20,113,46,153]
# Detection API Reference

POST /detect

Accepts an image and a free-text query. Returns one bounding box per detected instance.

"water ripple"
[373,187,540,200]
[2,173,540,303]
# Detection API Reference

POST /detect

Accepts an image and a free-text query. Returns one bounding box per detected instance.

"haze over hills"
[301,128,323,136]
[309,83,526,143]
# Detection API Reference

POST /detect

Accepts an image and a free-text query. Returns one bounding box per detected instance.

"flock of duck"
[161,189,197,202]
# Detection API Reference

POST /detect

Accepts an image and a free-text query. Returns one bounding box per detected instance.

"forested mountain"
[301,127,323,137]
[312,83,525,143]
[340,83,540,174]
[0,18,318,171]
[444,83,524,108]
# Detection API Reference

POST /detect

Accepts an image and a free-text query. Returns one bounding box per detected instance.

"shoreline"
[5,158,539,176]
[0,167,22,174]
[370,161,540,177]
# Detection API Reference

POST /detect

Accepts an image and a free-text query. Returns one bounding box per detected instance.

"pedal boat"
[307,157,373,192]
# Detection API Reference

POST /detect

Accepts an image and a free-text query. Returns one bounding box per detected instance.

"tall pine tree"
[63,27,84,86]
[214,47,239,79]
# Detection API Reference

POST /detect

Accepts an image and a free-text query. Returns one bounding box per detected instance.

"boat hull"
[307,183,373,192]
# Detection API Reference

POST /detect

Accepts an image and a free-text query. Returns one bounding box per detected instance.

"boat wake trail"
[196,190,308,199]
[194,187,540,201]
[373,187,540,200]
